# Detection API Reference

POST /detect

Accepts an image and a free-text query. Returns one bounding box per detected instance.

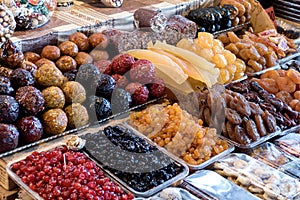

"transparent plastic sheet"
[250,142,294,168]
[275,133,300,159]
[213,153,300,200]
[249,142,300,179]
[134,187,200,200]
[182,170,260,200]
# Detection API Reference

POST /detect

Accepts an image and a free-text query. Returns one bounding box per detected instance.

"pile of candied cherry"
[11,146,134,200]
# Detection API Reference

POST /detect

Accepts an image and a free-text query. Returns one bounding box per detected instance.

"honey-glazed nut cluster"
[129,103,229,165]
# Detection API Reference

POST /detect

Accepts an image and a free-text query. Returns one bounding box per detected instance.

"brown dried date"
[248,102,263,115]
[226,121,236,141]
[234,125,251,145]
[254,115,267,137]
[225,108,242,125]
[262,111,277,133]
[245,118,260,142]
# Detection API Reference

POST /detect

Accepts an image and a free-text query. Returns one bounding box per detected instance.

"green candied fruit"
[20,0,27,4]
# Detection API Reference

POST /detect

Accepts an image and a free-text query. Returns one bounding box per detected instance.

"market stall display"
[1,0,300,199]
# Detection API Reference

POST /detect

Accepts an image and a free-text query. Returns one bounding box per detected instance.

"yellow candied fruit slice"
[217,68,231,84]
[212,54,228,69]
[234,58,246,73]
[195,32,214,49]
[226,64,237,75]
[222,49,236,65]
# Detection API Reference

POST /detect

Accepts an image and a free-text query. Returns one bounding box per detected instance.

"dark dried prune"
[89,96,112,121]
[63,70,77,81]
[110,54,135,75]
[17,116,43,143]
[0,76,14,95]
[82,125,184,192]
[15,86,44,115]
[0,123,19,153]
[148,77,166,98]
[93,74,116,99]
[130,59,155,84]
[10,68,34,88]
[0,95,19,123]
[111,74,129,88]
[76,63,100,87]
[111,88,132,114]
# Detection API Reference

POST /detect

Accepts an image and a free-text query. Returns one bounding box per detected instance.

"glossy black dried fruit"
[63,70,77,81]
[15,86,44,115]
[0,123,19,153]
[0,95,19,123]
[93,74,116,99]
[76,63,100,87]
[10,68,34,88]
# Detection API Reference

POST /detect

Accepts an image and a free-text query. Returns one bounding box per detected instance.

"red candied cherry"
[70,193,78,200]
[36,180,44,188]
[43,175,50,182]
[27,174,35,182]
[74,182,82,190]
[73,169,81,176]
[62,179,72,187]
[11,163,20,171]
[62,190,70,198]
[84,161,95,169]
[21,176,29,184]
[86,193,94,200]
[88,189,96,196]
[87,181,96,189]
[53,186,62,196]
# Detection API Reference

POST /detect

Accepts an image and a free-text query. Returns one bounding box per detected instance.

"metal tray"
[77,121,190,197]
[125,121,234,171]
[212,22,251,38]
[6,144,134,200]
[134,187,200,200]
[246,64,280,77]
[281,59,300,71]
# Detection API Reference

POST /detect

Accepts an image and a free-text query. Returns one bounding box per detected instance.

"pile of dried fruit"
[128,103,229,165]
[11,146,134,199]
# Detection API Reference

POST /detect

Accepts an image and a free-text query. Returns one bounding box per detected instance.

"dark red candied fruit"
[0,95,19,123]
[111,74,129,88]
[94,60,112,75]
[0,123,19,153]
[148,77,166,98]
[17,116,43,144]
[15,86,44,115]
[110,54,135,75]
[10,68,34,88]
[11,147,134,199]
[130,59,156,84]
[125,82,149,105]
